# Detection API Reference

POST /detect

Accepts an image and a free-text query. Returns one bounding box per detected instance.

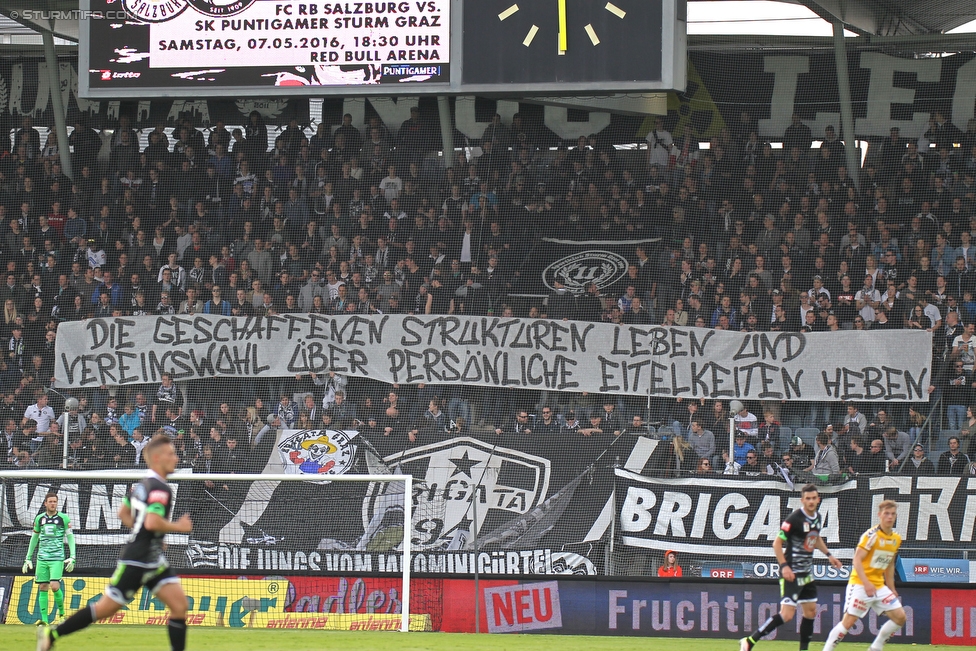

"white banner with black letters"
[614,471,976,559]
[54,315,931,400]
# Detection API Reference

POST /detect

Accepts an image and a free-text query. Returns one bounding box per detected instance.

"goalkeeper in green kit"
[23,491,76,625]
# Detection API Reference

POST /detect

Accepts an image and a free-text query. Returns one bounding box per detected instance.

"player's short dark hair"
[144,433,173,460]
[45,490,58,500]
[800,483,819,495]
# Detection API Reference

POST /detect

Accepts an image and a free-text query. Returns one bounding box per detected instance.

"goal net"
[0,468,436,632]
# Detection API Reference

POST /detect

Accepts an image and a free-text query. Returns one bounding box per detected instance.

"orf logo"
[914,565,929,574]
[364,437,550,551]
[277,428,356,484]
[542,250,628,293]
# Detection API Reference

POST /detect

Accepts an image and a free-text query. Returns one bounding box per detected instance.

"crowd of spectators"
[1,106,976,478]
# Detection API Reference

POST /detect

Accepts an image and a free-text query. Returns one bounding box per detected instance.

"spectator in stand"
[687,419,715,461]
[733,404,758,438]
[670,398,701,435]
[695,457,714,475]
[841,403,867,438]
[535,407,561,436]
[847,436,879,475]
[905,444,935,475]
[807,430,840,476]
[758,440,778,473]
[326,390,357,429]
[721,448,742,475]
[941,358,975,429]
[788,435,814,470]
[150,373,182,423]
[22,390,55,440]
[742,449,764,475]
[937,436,971,475]
[131,428,147,466]
[274,395,297,428]
[757,411,781,449]
[108,425,135,468]
[732,430,755,466]
[882,425,912,469]
[408,398,450,444]
[657,550,682,577]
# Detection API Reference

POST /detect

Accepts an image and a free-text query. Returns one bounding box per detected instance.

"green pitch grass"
[2,627,960,651]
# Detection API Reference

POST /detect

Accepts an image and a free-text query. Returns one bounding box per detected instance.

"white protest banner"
[53,315,932,401]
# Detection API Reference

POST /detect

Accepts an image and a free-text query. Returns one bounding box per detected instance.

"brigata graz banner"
[53,315,932,402]
[615,472,976,561]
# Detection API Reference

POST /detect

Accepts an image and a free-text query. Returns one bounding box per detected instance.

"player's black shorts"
[780,573,817,606]
[105,562,178,605]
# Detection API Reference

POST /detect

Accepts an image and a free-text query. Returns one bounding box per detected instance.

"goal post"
[0,470,418,632]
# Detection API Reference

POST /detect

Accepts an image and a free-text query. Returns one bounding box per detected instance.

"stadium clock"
[462,0,666,88]
[497,0,630,53]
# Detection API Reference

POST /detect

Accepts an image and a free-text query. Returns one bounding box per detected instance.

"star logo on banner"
[448,450,479,478]
[455,514,473,533]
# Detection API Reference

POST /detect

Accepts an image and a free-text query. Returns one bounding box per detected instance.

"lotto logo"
[100,70,112,80]
[914,565,929,574]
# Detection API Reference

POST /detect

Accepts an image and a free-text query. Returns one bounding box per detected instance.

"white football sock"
[871,619,901,649]
[822,622,849,651]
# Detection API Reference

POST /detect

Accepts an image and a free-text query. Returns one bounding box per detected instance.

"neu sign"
[484,581,563,633]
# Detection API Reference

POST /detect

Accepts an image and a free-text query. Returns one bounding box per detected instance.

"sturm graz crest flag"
[516,236,660,296]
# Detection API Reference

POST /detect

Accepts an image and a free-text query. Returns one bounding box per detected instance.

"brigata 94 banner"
[53,314,932,401]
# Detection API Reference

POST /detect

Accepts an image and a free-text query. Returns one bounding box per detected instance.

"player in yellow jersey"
[822,500,907,651]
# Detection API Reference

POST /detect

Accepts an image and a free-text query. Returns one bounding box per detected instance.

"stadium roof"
[798,0,976,36]
[1,0,976,43]
[0,0,79,41]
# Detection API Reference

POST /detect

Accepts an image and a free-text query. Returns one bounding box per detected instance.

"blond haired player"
[822,500,906,651]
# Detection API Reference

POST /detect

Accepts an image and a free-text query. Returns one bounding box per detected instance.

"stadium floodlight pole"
[43,386,74,470]
[466,438,502,634]
[437,96,454,168]
[7,471,415,633]
[472,486,480,634]
[41,29,73,180]
[730,417,735,462]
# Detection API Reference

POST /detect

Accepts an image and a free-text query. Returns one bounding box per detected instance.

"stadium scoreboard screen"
[79,0,686,97]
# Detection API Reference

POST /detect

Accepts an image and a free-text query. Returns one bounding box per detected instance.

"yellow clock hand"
[558,0,567,54]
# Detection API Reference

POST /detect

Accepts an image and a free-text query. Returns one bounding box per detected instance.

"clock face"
[462,0,664,87]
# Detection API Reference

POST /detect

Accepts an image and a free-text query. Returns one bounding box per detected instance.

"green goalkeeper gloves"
[22,559,33,574]
[64,558,75,573]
